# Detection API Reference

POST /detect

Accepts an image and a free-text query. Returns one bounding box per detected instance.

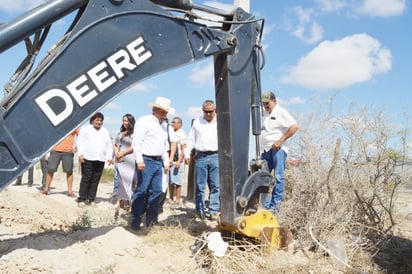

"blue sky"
[1,0,411,155]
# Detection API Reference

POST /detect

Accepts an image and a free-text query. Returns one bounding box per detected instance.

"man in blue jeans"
[260,91,299,212]
[131,97,174,231]
[185,100,220,221]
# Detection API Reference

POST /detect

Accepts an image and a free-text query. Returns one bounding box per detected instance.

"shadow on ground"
[373,235,412,273]
[0,225,115,258]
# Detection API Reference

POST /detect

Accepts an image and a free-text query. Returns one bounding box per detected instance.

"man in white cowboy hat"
[131,96,175,230]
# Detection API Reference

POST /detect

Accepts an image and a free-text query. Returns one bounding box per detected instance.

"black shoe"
[27,182,33,187]
[131,224,141,231]
[131,221,141,231]
[146,221,164,227]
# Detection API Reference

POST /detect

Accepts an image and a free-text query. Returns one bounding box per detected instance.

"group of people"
[15,90,299,232]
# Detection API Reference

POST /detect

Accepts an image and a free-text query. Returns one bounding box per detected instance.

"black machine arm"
[0,0,271,228]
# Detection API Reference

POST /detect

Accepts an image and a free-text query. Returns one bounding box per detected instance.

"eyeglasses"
[171,121,178,124]
[203,110,215,114]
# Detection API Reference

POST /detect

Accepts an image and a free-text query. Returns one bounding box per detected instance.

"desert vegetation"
[181,102,411,273]
[276,103,411,273]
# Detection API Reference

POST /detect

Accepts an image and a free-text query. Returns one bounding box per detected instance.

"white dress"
[115,133,135,200]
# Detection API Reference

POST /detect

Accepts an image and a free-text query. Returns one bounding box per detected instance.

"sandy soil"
[0,169,198,273]
[0,168,411,273]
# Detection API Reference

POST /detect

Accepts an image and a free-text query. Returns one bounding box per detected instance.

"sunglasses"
[203,110,215,114]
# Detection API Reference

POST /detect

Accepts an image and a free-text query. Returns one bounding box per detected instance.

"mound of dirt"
[1,168,411,273]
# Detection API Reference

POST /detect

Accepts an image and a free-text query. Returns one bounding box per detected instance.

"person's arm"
[169,141,177,165]
[77,127,85,164]
[132,118,145,170]
[175,143,186,168]
[184,125,195,164]
[272,124,299,151]
[105,129,114,165]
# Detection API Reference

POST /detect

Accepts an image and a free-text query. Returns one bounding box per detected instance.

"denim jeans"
[131,156,163,228]
[195,152,220,215]
[262,148,287,211]
[112,162,119,195]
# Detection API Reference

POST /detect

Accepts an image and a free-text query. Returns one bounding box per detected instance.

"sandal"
[67,192,77,198]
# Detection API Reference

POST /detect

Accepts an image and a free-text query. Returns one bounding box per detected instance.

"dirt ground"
[0,167,411,273]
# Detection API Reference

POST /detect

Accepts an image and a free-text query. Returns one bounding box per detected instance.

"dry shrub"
[278,102,411,273]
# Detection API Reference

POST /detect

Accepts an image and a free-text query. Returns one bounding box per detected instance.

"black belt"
[196,150,218,155]
[143,154,162,161]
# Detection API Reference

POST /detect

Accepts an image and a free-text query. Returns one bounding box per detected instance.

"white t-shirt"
[260,104,296,154]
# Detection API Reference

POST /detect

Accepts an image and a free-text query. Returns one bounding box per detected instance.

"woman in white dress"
[113,114,136,211]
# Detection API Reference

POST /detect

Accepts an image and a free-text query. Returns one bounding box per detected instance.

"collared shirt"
[260,104,297,154]
[77,124,113,161]
[132,114,169,166]
[185,115,218,156]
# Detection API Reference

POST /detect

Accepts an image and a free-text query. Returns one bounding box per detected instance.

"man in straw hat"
[131,97,175,230]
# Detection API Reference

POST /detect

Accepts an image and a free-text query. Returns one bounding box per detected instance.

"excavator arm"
[0,0,288,249]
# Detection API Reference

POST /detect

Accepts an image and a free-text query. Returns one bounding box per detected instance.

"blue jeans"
[112,162,119,195]
[262,148,287,210]
[131,156,163,228]
[195,152,220,215]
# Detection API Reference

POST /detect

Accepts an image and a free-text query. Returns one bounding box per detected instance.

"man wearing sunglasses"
[185,99,220,221]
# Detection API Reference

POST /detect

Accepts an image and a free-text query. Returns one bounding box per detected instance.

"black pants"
[78,159,105,202]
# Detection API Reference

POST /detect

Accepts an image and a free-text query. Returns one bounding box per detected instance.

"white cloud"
[280,33,392,90]
[129,82,156,93]
[0,0,46,13]
[357,0,407,17]
[183,106,203,121]
[290,7,323,44]
[314,0,348,12]
[189,63,214,86]
[276,96,305,107]
[289,96,306,105]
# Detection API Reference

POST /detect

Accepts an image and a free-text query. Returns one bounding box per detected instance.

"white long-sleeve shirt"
[77,124,113,162]
[185,115,218,156]
[132,114,170,167]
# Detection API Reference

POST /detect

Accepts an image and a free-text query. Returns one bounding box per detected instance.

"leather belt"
[196,150,218,155]
[143,154,162,161]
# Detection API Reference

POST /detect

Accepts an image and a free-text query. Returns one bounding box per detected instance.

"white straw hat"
[148,97,175,114]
